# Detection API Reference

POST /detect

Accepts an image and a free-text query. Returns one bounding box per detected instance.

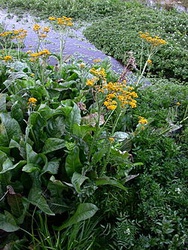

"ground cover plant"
[0,1,188,249]
[84,2,188,82]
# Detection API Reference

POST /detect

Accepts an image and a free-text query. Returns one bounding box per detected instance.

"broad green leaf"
[28,187,55,215]
[27,111,46,142]
[0,150,8,168]
[22,163,40,173]
[0,211,19,232]
[43,138,65,154]
[0,159,26,174]
[0,123,9,146]
[26,143,39,163]
[41,158,60,175]
[46,117,65,138]
[7,191,24,218]
[65,146,82,177]
[50,175,68,188]
[9,139,26,159]
[0,93,7,112]
[1,158,13,173]
[71,172,88,193]
[72,123,94,138]
[56,203,98,230]
[69,103,81,128]
[10,101,24,123]
[95,177,127,191]
[0,113,22,142]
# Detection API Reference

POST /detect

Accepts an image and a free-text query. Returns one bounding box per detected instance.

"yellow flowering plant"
[137,32,167,85]
[48,16,73,71]
[33,24,50,51]
[84,65,140,176]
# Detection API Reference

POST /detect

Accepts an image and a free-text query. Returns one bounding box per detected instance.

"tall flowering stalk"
[12,29,27,59]
[137,32,167,86]
[33,24,50,51]
[49,16,73,72]
[86,66,138,175]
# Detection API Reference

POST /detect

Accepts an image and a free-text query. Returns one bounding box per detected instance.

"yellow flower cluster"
[1,55,12,61]
[29,49,51,61]
[28,97,37,106]
[12,29,27,41]
[138,116,148,124]
[103,82,138,110]
[49,16,73,27]
[86,77,99,87]
[89,67,107,79]
[139,32,167,46]
[33,24,50,39]
[0,29,27,41]
[86,67,138,111]
[0,31,13,37]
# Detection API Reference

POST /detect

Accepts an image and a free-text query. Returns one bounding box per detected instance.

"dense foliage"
[0,1,188,249]
[84,4,188,81]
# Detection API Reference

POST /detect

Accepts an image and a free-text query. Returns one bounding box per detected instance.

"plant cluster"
[0,3,187,250]
[0,16,151,249]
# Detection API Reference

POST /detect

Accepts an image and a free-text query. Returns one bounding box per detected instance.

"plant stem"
[100,110,123,176]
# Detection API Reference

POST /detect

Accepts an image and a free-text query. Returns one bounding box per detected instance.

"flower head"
[139,32,167,47]
[138,116,148,124]
[3,55,12,61]
[28,97,37,106]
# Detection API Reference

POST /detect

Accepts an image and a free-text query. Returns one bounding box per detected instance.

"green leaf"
[28,187,55,215]
[0,211,19,232]
[72,123,94,138]
[11,101,24,123]
[0,113,22,142]
[7,192,24,218]
[0,159,26,174]
[69,103,81,128]
[56,203,98,230]
[43,138,65,154]
[22,163,40,173]
[65,145,82,177]
[92,147,108,165]
[95,177,127,191]
[71,172,88,194]
[41,158,60,175]
[0,93,7,112]
[26,143,39,163]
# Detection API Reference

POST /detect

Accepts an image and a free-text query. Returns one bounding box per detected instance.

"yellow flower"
[109,137,115,143]
[176,102,181,106]
[147,59,152,65]
[139,32,167,46]
[33,24,41,32]
[43,27,50,33]
[49,16,56,21]
[28,97,37,105]
[138,116,148,124]
[86,77,98,87]
[3,55,12,61]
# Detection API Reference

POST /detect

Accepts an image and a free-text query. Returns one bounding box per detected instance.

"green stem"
[100,110,123,176]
